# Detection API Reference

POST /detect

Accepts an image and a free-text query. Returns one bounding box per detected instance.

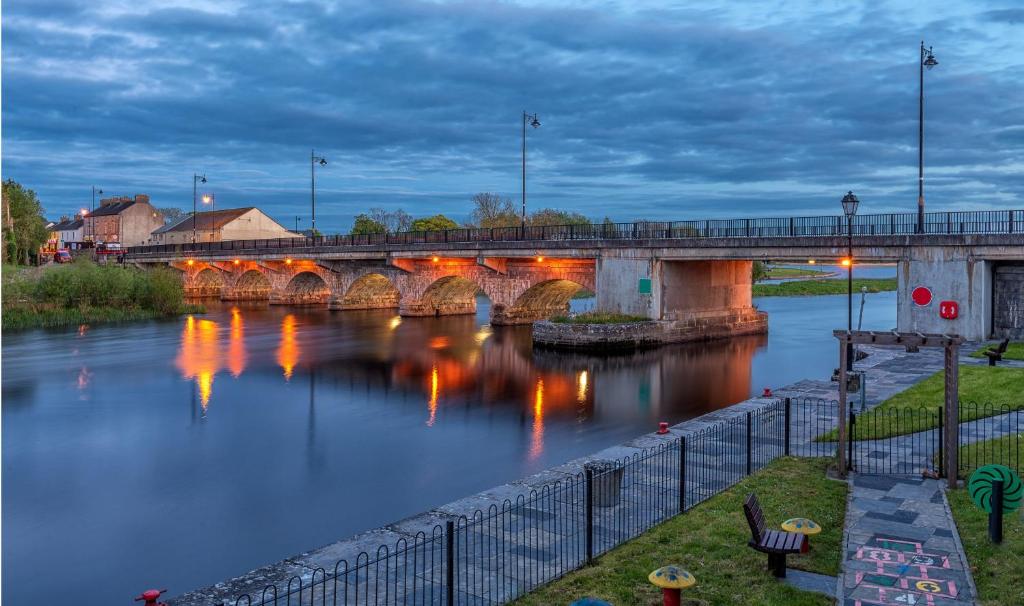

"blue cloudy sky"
[3,1,1022,231]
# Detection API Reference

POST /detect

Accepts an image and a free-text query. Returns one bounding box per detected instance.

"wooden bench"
[984,338,1010,366]
[743,493,807,578]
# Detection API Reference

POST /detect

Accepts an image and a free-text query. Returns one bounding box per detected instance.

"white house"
[149,207,300,245]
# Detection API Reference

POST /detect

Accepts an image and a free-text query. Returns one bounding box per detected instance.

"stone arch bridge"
[170,256,598,325]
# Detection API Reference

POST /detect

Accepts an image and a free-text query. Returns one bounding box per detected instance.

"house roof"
[155,207,254,233]
[51,218,85,230]
[89,200,140,216]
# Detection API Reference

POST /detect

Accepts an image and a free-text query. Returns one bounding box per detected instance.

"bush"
[550,311,652,324]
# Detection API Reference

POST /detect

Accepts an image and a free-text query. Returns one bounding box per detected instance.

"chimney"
[60,215,69,222]
[134,194,150,204]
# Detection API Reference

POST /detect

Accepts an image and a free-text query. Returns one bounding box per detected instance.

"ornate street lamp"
[311,150,328,235]
[842,190,859,370]
[521,111,541,228]
[917,42,938,233]
[192,173,207,245]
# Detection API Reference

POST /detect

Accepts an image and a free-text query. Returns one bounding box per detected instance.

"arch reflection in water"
[176,316,221,409]
[277,314,299,380]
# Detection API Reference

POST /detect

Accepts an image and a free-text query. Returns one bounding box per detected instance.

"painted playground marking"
[851,535,959,606]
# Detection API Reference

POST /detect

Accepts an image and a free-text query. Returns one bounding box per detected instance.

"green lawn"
[946,434,1024,606]
[515,457,847,606]
[753,278,896,297]
[970,341,1024,361]
[821,365,1024,441]
[766,266,832,279]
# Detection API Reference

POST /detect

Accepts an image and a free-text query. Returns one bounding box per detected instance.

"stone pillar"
[658,260,767,339]
[594,255,661,319]
[897,251,990,340]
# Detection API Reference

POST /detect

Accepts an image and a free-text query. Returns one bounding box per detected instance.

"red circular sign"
[912,286,933,306]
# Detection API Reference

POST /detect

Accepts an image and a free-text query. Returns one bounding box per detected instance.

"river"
[2,283,895,605]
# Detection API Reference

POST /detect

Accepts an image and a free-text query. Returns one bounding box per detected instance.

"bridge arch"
[226,269,272,301]
[338,273,400,310]
[278,271,331,306]
[492,278,586,325]
[188,268,225,298]
[400,275,486,317]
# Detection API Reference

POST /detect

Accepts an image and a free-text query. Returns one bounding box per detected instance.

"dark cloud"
[2,0,1022,229]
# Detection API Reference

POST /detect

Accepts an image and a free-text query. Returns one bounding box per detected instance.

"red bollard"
[657,422,669,434]
[134,589,167,606]
[762,387,772,397]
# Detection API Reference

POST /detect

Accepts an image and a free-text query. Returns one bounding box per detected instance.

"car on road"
[54,250,72,263]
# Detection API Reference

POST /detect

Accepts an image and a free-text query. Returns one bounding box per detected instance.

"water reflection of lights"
[529,378,545,461]
[388,316,402,330]
[428,336,450,350]
[77,324,89,337]
[228,307,246,377]
[576,370,588,403]
[176,315,221,409]
[426,365,439,426]
[76,366,92,390]
[473,325,492,344]
[277,314,299,380]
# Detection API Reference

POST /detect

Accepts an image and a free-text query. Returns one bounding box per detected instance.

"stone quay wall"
[532,309,767,350]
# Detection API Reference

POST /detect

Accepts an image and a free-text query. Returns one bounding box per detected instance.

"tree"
[469,193,519,228]
[410,214,459,232]
[529,208,591,227]
[157,207,186,225]
[350,214,387,235]
[752,261,770,283]
[369,208,412,233]
[2,180,49,265]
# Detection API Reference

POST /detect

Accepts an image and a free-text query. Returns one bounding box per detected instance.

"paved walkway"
[841,475,976,606]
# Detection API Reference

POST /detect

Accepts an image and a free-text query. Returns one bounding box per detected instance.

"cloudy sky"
[3,1,1022,231]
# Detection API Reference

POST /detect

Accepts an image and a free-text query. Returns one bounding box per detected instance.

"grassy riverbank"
[550,311,650,324]
[820,365,1024,441]
[970,340,1024,361]
[946,435,1024,606]
[2,261,202,330]
[766,266,832,279]
[515,457,846,606]
[753,277,896,297]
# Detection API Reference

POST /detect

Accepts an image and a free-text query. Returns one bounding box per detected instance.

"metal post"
[938,407,945,477]
[847,214,854,371]
[847,409,855,471]
[585,468,594,564]
[521,111,527,229]
[918,41,925,234]
[838,338,849,478]
[944,342,959,489]
[989,480,1004,544]
[746,411,753,475]
[193,176,197,245]
[784,398,792,456]
[445,520,455,606]
[678,437,687,513]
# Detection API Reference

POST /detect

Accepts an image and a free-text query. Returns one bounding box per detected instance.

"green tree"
[752,261,770,283]
[469,193,520,228]
[350,214,387,235]
[529,208,591,226]
[410,214,459,232]
[2,180,49,265]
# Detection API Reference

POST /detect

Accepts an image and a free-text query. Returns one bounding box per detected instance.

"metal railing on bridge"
[127,208,1023,256]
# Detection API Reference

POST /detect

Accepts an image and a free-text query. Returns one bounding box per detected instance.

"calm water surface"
[3,284,895,605]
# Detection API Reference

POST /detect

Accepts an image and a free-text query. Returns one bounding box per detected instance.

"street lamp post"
[192,173,207,245]
[311,150,327,235]
[521,111,541,229]
[201,193,216,240]
[90,186,102,245]
[917,42,938,234]
[295,216,301,233]
[842,191,860,371]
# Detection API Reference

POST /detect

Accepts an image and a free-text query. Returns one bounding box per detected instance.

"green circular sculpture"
[968,464,1022,513]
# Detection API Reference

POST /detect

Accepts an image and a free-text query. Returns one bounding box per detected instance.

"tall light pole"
[90,186,102,245]
[521,111,541,228]
[192,173,207,244]
[295,216,302,233]
[201,193,216,240]
[311,150,327,235]
[917,42,938,234]
[842,191,860,371]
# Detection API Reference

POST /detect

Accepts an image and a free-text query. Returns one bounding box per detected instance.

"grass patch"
[551,311,651,324]
[970,341,1024,361]
[820,366,1024,441]
[515,457,846,606]
[3,260,201,330]
[946,435,1024,606]
[766,267,832,279]
[753,278,896,297]
[572,288,596,299]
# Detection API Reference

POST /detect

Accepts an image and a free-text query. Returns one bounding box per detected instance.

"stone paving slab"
[840,475,976,606]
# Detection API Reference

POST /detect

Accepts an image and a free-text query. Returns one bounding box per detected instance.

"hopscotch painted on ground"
[851,535,959,605]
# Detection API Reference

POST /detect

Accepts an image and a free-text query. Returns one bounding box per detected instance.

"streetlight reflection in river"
[576,370,589,403]
[177,315,221,409]
[277,314,299,380]
[228,307,246,377]
[530,378,545,461]
[427,365,439,427]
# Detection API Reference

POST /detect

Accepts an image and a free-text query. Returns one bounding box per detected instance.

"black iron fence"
[847,402,1023,476]
[130,208,1023,257]
[207,397,837,606]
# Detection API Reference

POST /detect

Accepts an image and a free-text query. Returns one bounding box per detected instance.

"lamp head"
[924,51,938,70]
[199,175,207,184]
[530,115,541,128]
[319,158,328,166]
[841,190,860,217]
[201,194,212,204]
